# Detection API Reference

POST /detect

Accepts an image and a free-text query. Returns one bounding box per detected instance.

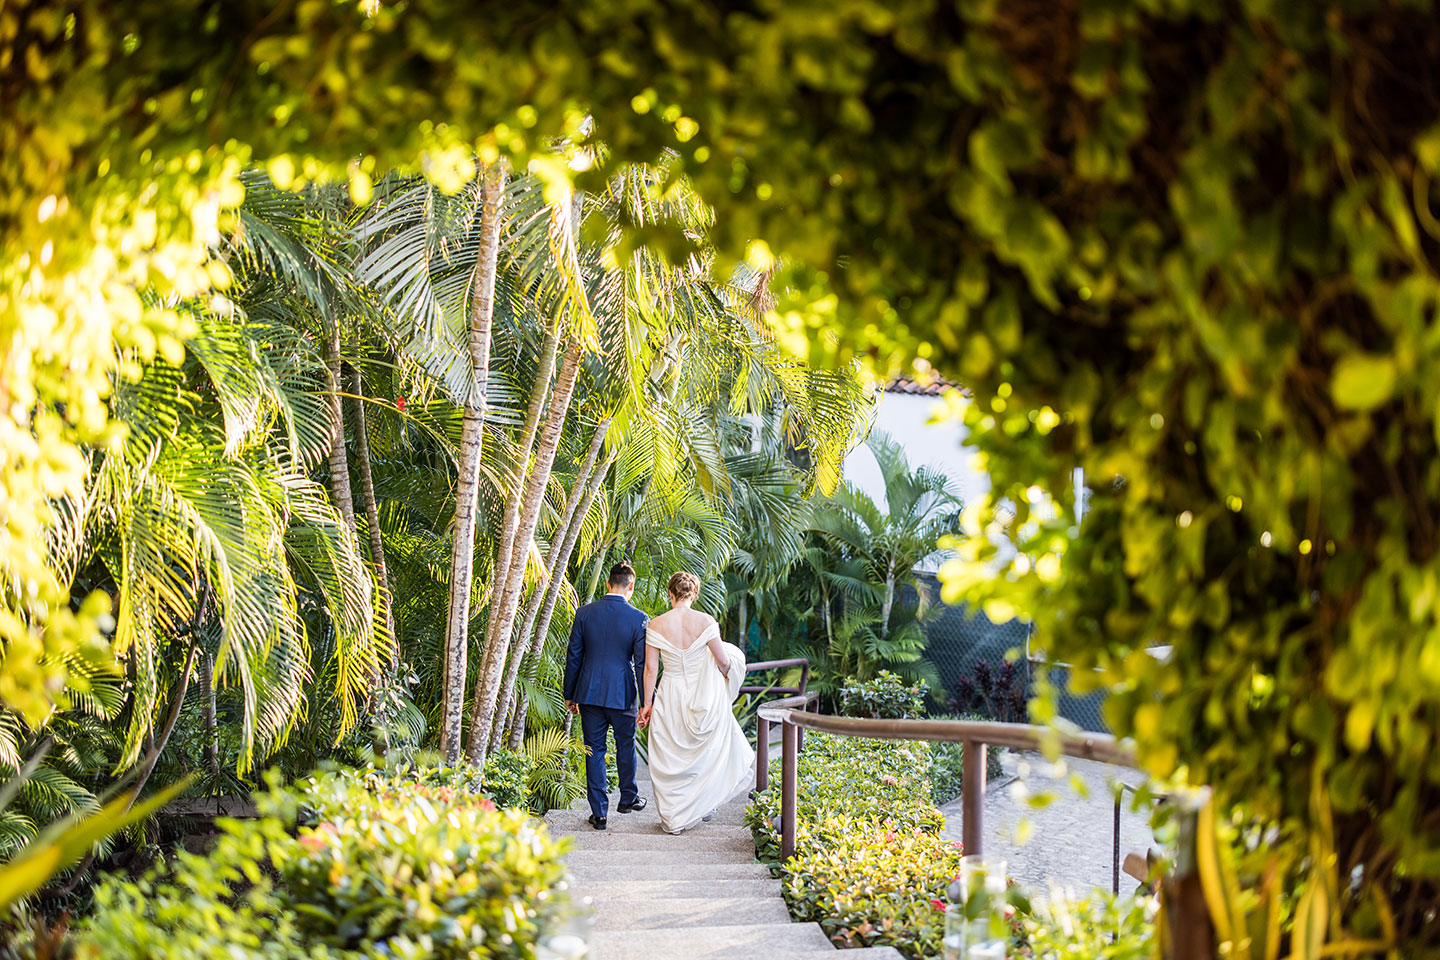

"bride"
[638,571,754,834]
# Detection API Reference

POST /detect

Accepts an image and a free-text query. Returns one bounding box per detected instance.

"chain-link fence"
[917,573,1110,733]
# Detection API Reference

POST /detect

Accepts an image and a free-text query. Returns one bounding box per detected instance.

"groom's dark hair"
[607,562,636,590]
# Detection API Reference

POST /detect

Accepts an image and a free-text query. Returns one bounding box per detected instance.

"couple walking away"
[563,563,753,833]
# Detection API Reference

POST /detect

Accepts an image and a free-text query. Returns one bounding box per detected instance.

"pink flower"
[478,797,497,812]
[880,774,899,786]
[396,397,408,410]
[299,832,328,853]
[930,898,947,912]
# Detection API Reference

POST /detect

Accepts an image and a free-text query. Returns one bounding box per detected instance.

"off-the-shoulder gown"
[645,622,754,834]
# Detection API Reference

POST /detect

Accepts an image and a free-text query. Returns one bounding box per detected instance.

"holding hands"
[637,705,653,729]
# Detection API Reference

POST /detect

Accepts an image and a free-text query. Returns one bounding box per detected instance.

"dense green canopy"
[5,0,1440,948]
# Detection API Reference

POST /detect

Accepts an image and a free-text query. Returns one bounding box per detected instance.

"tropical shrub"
[750,731,1031,959]
[74,814,335,960]
[746,733,943,865]
[1010,891,1155,960]
[839,671,928,719]
[952,660,1029,725]
[927,729,1005,807]
[279,776,567,959]
[75,773,571,960]
[784,822,964,957]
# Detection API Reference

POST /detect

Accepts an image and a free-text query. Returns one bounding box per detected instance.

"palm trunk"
[500,434,616,749]
[737,592,747,651]
[439,164,505,763]
[492,419,609,750]
[488,319,563,641]
[349,365,395,652]
[480,320,563,748]
[880,560,896,640]
[466,334,584,762]
[201,648,219,777]
[323,322,357,532]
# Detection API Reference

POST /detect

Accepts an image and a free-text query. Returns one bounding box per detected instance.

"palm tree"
[810,431,961,640]
[354,164,511,762]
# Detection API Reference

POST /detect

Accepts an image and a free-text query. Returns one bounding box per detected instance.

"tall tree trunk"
[439,164,505,763]
[737,592,747,651]
[349,364,395,650]
[880,560,896,640]
[201,648,219,777]
[492,421,606,750]
[323,321,357,532]
[481,318,563,743]
[483,319,567,748]
[499,432,615,749]
[466,334,584,762]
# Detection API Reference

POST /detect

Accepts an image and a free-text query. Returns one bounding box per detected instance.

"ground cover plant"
[74,769,571,960]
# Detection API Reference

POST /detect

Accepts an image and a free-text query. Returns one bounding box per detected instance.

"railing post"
[781,719,798,861]
[1112,790,1122,894]
[755,716,770,793]
[962,740,986,857]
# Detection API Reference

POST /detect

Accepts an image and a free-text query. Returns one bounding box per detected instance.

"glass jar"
[943,855,1008,959]
[538,895,595,959]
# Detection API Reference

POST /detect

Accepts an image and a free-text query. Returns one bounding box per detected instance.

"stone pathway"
[940,750,1155,899]
[545,761,903,960]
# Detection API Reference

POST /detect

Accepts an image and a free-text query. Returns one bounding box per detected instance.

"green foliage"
[839,670,928,719]
[478,749,532,811]
[746,733,943,866]
[75,772,571,960]
[279,777,567,959]
[783,823,963,957]
[73,815,331,960]
[9,0,1440,947]
[749,731,1022,959]
[1011,892,1155,960]
[927,728,1005,807]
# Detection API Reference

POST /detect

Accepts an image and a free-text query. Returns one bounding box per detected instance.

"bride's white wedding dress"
[646,622,754,834]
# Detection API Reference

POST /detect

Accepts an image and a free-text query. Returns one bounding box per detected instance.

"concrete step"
[570,861,773,882]
[570,877,783,900]
[566,849,753,870]
[591,921,832,960]
[561,831,755,854]
[547,811,752,839]
[590,897,792,931]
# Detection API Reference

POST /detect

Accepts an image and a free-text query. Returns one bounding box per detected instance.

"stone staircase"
[545,762,903,960]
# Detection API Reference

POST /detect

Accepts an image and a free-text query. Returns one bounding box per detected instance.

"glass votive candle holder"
[537,895,595,959]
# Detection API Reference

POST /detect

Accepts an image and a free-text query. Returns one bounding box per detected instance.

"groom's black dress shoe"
[587,814,607,830]
[617,797,648,813]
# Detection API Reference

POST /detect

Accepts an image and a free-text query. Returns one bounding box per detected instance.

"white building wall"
[841,391,990,573]
[842,391,990,511]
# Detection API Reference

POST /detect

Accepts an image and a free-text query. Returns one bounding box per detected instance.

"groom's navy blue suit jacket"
[563,594,647,712]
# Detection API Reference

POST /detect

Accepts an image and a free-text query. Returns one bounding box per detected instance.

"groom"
[564,562,649,830]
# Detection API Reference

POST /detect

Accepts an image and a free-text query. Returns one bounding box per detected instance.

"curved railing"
[748,679,1215,958]
[755,701,1137,860]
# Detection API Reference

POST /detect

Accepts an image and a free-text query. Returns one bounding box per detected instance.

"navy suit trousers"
[579,704,639,819]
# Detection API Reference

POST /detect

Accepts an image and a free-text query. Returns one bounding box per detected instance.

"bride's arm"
[641,645,660,719]
[706,626,729,678]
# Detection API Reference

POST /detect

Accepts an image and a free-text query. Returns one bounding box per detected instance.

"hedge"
[73,767,571,960]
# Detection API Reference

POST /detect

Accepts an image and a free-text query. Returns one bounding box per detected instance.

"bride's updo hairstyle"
[667,571,701,602]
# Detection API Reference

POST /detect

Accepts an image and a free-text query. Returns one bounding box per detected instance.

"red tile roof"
[883,377,965,397]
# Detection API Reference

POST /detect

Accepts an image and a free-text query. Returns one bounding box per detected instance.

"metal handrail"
[739,657,810,698]
[756,707,1137,766]
[750,676,1212,958]
[755,706,1138,862]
